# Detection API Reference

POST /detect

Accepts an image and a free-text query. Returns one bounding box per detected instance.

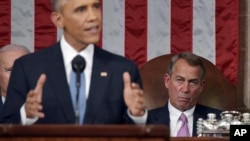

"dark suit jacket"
[147,103,222,136]
[1,42,142,124]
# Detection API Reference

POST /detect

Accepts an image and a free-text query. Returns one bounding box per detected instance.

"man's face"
[0,51,28,97]
[164,59,204,111]
[53,0,102,50]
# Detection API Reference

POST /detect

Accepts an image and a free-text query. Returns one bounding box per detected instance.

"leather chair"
[139,54,237,111]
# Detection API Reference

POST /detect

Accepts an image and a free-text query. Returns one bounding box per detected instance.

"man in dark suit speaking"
[1,0,146,125]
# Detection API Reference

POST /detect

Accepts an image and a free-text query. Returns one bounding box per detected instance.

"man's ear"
[164,73,170,89]
[199,80,205,93]
[50,11,63,28]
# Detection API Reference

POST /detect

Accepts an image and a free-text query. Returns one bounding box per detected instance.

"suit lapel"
[193,105,204,136]
[148,104,170,125]
[44,45,75,123]
[84,46,109,123]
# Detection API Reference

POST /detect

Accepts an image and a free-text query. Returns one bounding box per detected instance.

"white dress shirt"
[1,96,5,104]
[61,36,93,99]
[168,99,195,137]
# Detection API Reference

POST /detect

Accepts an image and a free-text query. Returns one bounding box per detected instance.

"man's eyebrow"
[74,5,86,12]
[188,78,200,83]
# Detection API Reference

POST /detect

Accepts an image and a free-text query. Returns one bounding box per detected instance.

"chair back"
[139,54,237,110]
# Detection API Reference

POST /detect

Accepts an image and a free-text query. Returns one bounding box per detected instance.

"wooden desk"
[0,124,169,141]
[0,125,230,141]
[170,137,229,141]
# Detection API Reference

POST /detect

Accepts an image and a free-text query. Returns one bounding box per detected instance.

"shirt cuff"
[20,104,38,125]
[127,109,148,125]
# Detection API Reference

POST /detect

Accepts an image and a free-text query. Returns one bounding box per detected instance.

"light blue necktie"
[69,67,86,124]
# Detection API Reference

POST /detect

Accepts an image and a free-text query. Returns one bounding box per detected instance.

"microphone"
[72,55,86,87]
[71,55,86,124]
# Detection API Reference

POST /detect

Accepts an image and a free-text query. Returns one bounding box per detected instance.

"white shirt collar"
[60,35,94,69]
[168,99,195,136]
[60,35,94,92]
[168,99,195,119]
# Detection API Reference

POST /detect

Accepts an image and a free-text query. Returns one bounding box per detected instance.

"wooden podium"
[170,137,229,141]
[0,124,230,141]
[0,124,169,141]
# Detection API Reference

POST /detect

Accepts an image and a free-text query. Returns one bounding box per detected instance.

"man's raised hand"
[25,74,46,118]
[123,72,145,116]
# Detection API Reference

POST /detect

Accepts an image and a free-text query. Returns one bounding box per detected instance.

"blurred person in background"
[0,44,30,114]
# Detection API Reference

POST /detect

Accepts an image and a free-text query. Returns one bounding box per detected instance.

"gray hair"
[167,52,206,81]
[0,44,30,54]
[51,0,58,11]
[51,0,67,12]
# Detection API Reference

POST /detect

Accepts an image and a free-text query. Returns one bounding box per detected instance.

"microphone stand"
[74,68,81,124]
[72,55,86,124]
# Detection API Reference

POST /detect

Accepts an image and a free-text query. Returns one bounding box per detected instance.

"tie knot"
[179,113,187,122]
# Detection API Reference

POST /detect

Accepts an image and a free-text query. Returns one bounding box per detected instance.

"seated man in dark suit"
[147,52,222,137]
[1,0,146,125]
[0,44,30,114]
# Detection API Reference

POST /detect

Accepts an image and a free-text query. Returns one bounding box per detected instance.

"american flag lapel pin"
[100,72,108,77]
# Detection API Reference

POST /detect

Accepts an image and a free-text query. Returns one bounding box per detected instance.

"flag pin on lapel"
[100,72,108,77]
